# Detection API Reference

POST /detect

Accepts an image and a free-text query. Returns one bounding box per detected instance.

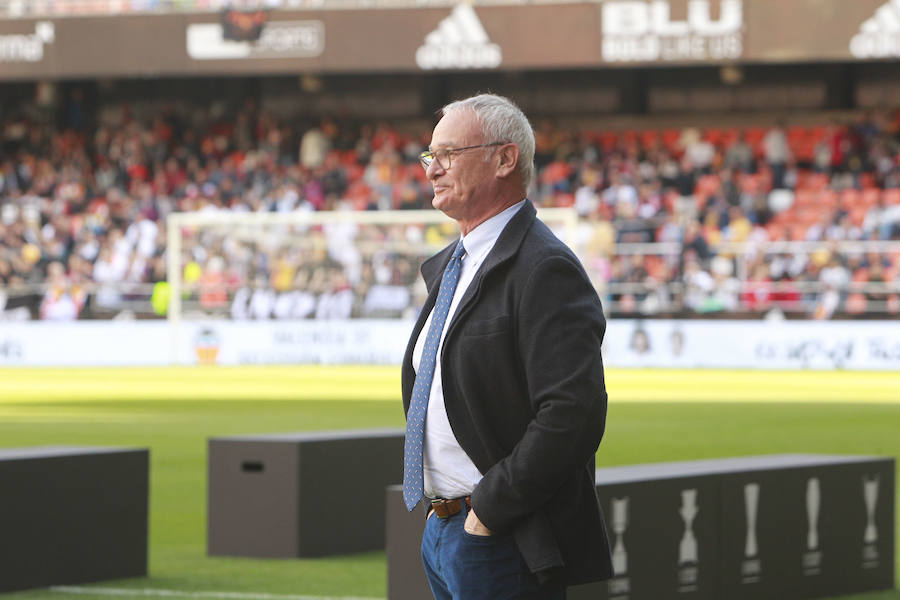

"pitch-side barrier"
[387,454,894,600]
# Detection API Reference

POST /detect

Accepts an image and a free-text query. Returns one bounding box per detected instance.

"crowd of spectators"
[1,96,899,321]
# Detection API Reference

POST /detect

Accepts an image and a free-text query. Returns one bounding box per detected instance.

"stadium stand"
[0,95,899,321]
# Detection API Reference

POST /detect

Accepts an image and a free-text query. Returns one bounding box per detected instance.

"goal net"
[165,208,578,365]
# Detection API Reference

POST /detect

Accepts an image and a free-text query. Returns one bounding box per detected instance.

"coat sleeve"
[470,253,607,534]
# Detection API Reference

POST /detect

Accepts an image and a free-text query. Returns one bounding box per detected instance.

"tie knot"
[452,240,466,260]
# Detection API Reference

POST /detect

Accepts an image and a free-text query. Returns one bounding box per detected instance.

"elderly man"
[401,93,612,599]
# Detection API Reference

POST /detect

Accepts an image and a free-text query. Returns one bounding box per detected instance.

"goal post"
[165,207,579,365]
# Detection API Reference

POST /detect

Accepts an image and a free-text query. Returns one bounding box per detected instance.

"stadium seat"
[599,132,618,151]
[662,129,682,153]
[739,173,763,194]
[793,190,818,208]
[799,173,829,192]
[861,188,881,206]
[640,130,660,147]
[703,128,723,146]
[720,128,740,148]
[860,173,877,189]
[621,129,639,146]
[840,189,861,210]
[849,206,868,227]
[694,175,721,199]
[789,223,809,241]
[845,293,867,314]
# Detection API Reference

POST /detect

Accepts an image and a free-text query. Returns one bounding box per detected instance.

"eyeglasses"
[419,142,507,170]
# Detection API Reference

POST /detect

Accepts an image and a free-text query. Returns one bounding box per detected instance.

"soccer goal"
[165,207,579,365]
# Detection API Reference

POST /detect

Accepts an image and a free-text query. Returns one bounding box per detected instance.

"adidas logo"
[850,0,900,58]
[416,4,502,70]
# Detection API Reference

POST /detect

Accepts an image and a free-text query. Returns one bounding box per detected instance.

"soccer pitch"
[0,366,898,600]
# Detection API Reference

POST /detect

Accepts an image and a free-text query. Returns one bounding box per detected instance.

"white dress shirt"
[412,199,525,499]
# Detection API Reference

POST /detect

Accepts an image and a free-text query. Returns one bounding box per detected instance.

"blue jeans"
[420,506,566,600]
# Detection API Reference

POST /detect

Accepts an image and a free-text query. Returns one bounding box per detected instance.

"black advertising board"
[719,457,895,600]
[589,476,719,600]
[208,428,404,557]
[387,454,895,600]
[0,446,149,593]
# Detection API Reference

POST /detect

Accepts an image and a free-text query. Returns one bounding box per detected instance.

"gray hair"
[441,94,535,190]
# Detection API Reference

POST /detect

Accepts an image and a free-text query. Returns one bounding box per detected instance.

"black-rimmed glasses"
[419,142,507,170]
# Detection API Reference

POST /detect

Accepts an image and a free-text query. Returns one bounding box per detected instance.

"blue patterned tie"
[403,239,466,511]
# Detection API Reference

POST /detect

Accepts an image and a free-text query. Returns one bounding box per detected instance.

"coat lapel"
[402,200,537,408]
[446,200,536,333]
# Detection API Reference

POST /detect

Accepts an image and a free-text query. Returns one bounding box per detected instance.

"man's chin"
[431,195,451,214]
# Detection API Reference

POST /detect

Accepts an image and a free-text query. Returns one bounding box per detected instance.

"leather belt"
[430,496,471,519]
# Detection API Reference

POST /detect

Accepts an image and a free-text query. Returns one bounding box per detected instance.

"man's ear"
[495,143,519,179]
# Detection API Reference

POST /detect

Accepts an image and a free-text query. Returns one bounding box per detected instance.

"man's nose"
[426,159,444,180]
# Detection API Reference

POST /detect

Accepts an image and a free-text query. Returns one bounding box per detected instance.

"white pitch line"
[50,586,384,600]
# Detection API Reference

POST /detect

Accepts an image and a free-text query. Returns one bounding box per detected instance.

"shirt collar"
[460,199,526,261]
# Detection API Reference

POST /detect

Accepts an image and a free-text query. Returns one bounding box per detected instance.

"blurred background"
[0,0,898,337]
[0,2,899,600]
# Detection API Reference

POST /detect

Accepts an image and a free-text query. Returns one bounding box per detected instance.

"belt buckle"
[430,497,458,519]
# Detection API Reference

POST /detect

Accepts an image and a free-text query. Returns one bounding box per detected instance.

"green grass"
[0,366,897,600]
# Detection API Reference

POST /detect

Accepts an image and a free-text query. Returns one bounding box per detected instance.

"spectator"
[40,261,85,320]
[724,132,755,173]
[2,98,899,322]
[763,120,791,189]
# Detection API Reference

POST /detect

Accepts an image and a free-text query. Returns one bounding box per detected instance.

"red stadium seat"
[787,126,808,141]
[739,173,763,194]
[694,175,721,199]
[840,189,861,210]
[820,189,839,208]
[661,129,681,152]
[860,173,877,189]
[809,125,827,142]
[861,188,881,206]
[703,128,723,146]
[789,223,809,241]
[599,132,618,151]
[849,206,868,227]
[793,141,816,162]
[793,190,818,208]
[883,189,900,205]
[640,130,659,147]
[798,173,829,192]
[765,222,786,240]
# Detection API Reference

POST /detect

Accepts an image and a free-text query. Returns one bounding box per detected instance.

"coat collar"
[403,199,537,406]
[420,199,536,291]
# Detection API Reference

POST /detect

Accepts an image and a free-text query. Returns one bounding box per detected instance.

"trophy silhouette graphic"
[744,483,760,558]
[863,476,879,544]
[679,489,699,564]
[612,497,629,575]
[806,478,820,551]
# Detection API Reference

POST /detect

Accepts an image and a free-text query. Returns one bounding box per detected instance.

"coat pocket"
[465,315,511,336]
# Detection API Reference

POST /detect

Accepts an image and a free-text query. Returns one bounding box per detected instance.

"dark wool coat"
[401,200,614,585]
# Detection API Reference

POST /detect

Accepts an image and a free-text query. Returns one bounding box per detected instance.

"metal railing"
[2,271,897,320]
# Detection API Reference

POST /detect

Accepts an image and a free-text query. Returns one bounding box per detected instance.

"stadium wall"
[0,0,898,79]
[1,320,897,370]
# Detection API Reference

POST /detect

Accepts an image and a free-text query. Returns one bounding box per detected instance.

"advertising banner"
[603,319,900,371]
[0,319,899,368]
[0,0,897,79]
